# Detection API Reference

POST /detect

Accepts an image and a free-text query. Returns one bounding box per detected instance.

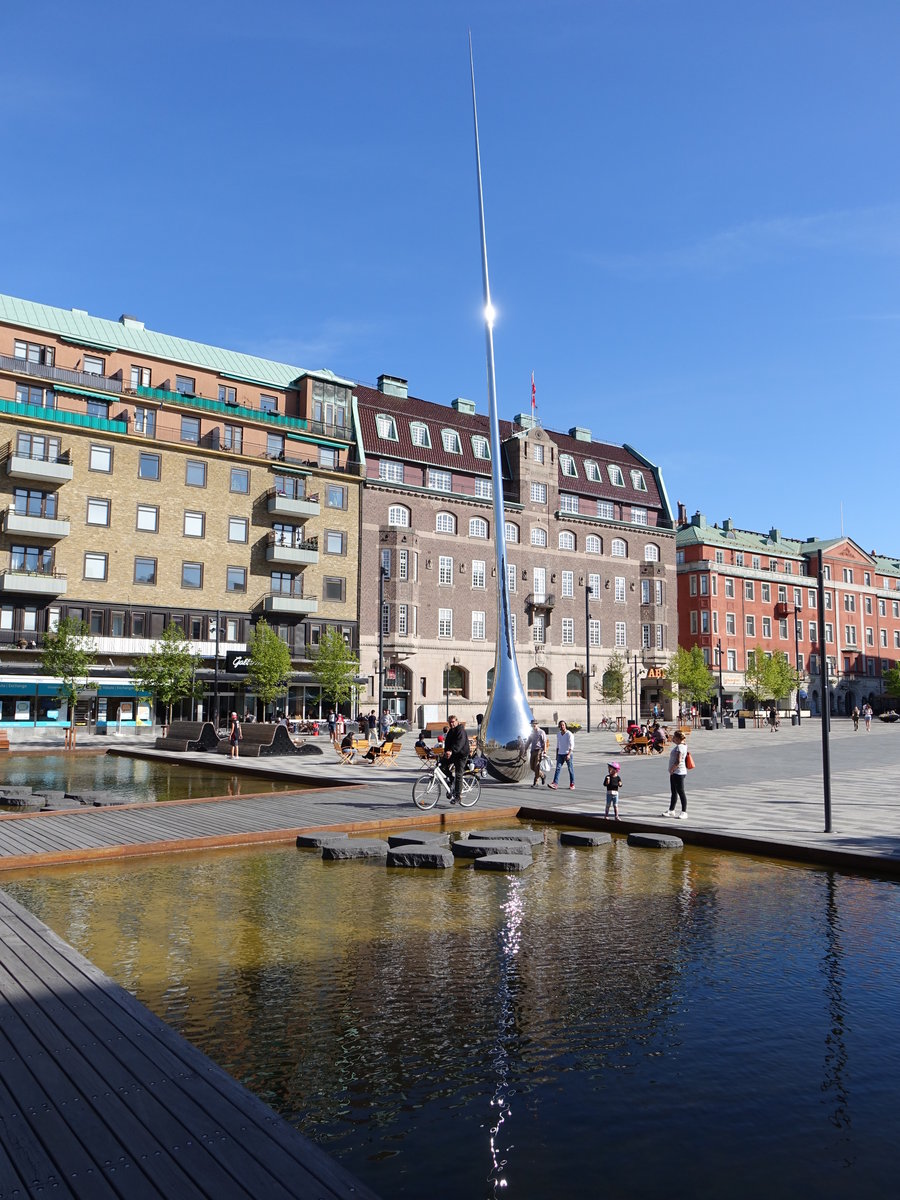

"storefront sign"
[645,667,666,679]
[225,652,251,673]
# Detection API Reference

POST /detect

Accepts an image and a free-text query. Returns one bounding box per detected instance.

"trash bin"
[791,714,799,726]
[723,717,733,729]
[737,716,746,729]
[702,718,713,731]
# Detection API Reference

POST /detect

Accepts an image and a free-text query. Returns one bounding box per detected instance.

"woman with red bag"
[661,730,690,819]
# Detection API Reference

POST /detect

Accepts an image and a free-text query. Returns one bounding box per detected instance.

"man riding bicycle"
[442,715,469,804]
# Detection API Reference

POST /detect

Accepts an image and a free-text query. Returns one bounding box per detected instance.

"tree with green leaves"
[767,651,800,709]
[665,645,715,712]
[311,628,360,715]
[41,617,97,748]
[884,664,900,703]
[598,651,628,722]
[130,624,201,729]
[246,618,292,718]
[742,645,770,717]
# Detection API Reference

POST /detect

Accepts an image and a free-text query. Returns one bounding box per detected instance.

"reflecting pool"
[0,751,297,807]
[5,830,900,1198]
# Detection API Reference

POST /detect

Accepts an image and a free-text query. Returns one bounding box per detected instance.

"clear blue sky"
[4,1,899,554]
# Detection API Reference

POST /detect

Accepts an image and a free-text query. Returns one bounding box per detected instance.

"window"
[560,495,579,514]
[438,608,453,638]
[533,614,546,644]
[562,617,575,644]
[319,447,337,470]
[642,623,652,648]
[597,501,614,520]
[724,578,734,598]
[745,581,755,600]
[16,382,55,408]
[845,625,857,646]
[326,485,347,509]
[83,552,107,581]
[410,421,431,448]
[589,618,601,646]
[471,435,490,459]
[611,538,626,558]
[134,557,157,585]
[752,556,760,570]
[844,594,856,612]
[184,511,205,537]
[136,504,158,532]
[472,560,486,589]
[762,617,771,638]
[631,469,647,491]
[439,556,454,586]
[608,464,625,487]
[469,517,488,539]
[510,613,517,642]
[175,374,195,395]
[843,568,853,583]
[436,511,456,534]
[808,589,817,608]
[325,531,345,555]
[180,416,200,444]
[398,549,409,581]
[865,596,873,615]
[507,564,517,593]
[397,604,408,636]
[615,621,627,647]
[228,517,248,542]
[474,478,492,499]
[784,561,793,574]
[89,445,112,473]
[866,627,875,647]
[584,459,601,482]
[229,467,249,494]
[259,393,278,413]
[388,504,410,527]
[15,339,54,366]
[375,413,398,440]
[441,429,461,454]
[379,459,404,483]
[644,544,659,561]
[380,548,391,579]
[428,469,452,492]
[824,592,832,610]
[631,507,648,525]
[133,407,156,437]
[734,552,744,567]
[700,575,709,596]
[726,613,736,635]
[472,611,486,640]
[642,578,651,604]
[588,572,600,599]
[727,649,737,671]
[615,577,626,603]
[761,583,771,603]
[586,535,601,554]
[323,576,346,602]
[531,527,547,547]
[746,615,756,637]
[824,565,831,580]
[86,498,110,526]
[182,562,203,588]
[559,530,575,551]
[690,611,698,634]
[82,354,105,376]
[561,570,574,598]
[226,567,247,592]
[560,454,577,477]
[266,433,285,460]
[504,522,519,543]
[137,452,160,481]
[530,482,547,503]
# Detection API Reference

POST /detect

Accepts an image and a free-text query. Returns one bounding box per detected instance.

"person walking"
[526,719,548,787]
[547,720,575,790]
[442,715,469,803]
[228,711,242,759]
[604,761,622,819]
[851,705,860,732]
[661,730,688,819]
[863,703,873,732]
[380,709,391,739]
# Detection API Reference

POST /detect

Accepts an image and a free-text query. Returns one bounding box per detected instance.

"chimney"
[120,314,145,330]
[722,518,733,532]
[677,501,688,525]
[769,527,780,543]
[513,413,536,430]
[377,374,408,399]
[691,510,707,529]
[451,397,476,414]
[568,426,591,442]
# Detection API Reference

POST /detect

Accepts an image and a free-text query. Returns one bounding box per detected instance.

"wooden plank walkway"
[0,888,380,1200]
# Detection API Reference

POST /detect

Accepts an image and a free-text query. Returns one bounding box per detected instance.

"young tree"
[743,645,770,724]
[665,646,715,712]
[767,651,799,709]
[884,664,900,703]
[130,624,201,729]
[598,651,628,722]
[41,617,97,749]
[311,628,360,716]
[246,618,292,718]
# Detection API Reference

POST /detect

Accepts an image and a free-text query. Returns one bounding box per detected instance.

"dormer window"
[410,421,431,448]
[560,454,577,477]
[441,428,462,454]
[631,469,648,491]
[471,434,490,459]
[376,414,398,440]
[584,459,601,482]
[608,464,625,487]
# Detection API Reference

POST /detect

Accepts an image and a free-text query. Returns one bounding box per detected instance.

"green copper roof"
[0,294,355,391]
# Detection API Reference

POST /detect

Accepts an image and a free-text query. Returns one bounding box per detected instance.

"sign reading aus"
[225,651,251,674]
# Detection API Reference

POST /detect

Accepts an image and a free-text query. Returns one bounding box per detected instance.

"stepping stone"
[387,846,454,869]
[474,853,533,872]
[296,831,349,848]
[387,833,451,848]
[0,786,32,797]
[0,789,39,807]
[627,832,683,850]
[451,839,532,860]
[321,839,390,860]
[559,830,612,847]
[467,828,544,846]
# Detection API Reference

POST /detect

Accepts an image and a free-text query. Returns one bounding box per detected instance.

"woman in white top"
[662,729,688,818]
[547,720,575,790]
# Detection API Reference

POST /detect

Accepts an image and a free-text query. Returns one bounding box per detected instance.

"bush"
[566,722,582,732]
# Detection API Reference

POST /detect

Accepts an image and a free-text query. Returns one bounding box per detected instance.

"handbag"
[685,750,695,770]
[539,754,552,775]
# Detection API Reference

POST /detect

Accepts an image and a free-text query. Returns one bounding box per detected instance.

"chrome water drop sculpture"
[470,35,534,783]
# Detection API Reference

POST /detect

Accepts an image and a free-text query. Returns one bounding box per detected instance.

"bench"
[0,730,8,752]
[358,739,403,767]
[334,737,372,765]
[623,736,651,755]
[215,723,323,757]
[155,721,220,753]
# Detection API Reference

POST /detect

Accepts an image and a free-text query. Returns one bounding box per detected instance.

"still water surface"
[0,751,296,806]
[5,831,900,1198]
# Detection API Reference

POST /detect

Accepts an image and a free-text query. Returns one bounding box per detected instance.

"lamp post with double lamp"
[584,582,593,732]
[716,638,724,726]
[377,565,387,721]
[774,601,802,725]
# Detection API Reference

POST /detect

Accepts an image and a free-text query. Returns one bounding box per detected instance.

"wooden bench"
[624,737,651,755]
[155,720,219,753]
[0,730,9,752]
[215,723,322,758]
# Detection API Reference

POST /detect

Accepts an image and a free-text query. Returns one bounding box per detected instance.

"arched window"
[469,516,489,538]
[584,459,602,482]
[559,530,576,551]
[504,521,519,543]
[441,428,462,454]
[531,526,547,547]
[443,664,468,698]
[611,537,627,558]
[388,504,410,527]
[486,667,494,693]
[631,469,648,491]
[560,453,577,477]
[436,511,456,534]
[607,464,625,487]
[644,543,660,561]
[471,434,490,459]
[527,667,549,698]
[376,414,398,440]
[410,421,431,448]
[586,535,601,554]
[566,669,585,697]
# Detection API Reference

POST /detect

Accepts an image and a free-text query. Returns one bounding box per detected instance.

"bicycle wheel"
[412,773,441,810]
[458,773,481,807]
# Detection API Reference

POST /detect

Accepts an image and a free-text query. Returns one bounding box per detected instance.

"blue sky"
[3,1,899,554]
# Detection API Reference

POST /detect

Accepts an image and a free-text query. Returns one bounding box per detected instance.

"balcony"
[262,590,318,616]
[6,446,74,485]
[0,353,122,395]
[1,507,70,540]
[267,488,320,518]
[265,532,319,566]
[525,592,557,612]
[0,568,67,597]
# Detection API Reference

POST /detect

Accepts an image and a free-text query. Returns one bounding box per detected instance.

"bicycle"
[412,759,481,809]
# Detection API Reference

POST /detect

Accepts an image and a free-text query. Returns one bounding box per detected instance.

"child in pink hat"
[603,761,622,820]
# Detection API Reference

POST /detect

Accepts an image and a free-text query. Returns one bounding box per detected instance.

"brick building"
[353,376,677,727]
[676,509,900,715]
[0,293,360,728]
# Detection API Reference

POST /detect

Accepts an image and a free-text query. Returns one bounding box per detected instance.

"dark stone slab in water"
[0,788,38,806]
[559,830,613,847]
[321,839,390,860]
[451,839,532,860]
[627,832,683,850]
[387,846,454,869]
[474,853,533,872]
[296,832,349,848]
[43,797,85,810]
[32,790,65,807]
[387,833,450,848]
[467,828,544,846]
[64,791,127,807]
[0,785,32,797]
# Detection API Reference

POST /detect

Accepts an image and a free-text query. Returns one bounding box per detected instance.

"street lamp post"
[445,662,450,722]
[716,638,723,725]
[633,652,640,724]
[585,583,592,733]
[816,549,833,833]
[377,566,387,721]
